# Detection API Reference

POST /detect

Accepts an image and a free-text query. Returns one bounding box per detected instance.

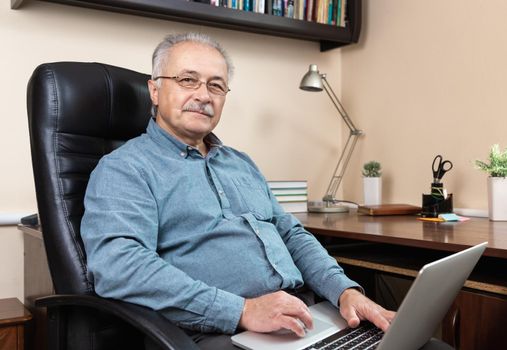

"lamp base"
[308,202,350,213]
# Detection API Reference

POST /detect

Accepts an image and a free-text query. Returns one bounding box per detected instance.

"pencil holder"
[421,193,453,218]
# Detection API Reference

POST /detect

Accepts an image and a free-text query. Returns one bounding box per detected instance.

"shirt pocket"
[232,177,273,220]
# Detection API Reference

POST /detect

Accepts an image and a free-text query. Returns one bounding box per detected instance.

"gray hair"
[151,32,234,84]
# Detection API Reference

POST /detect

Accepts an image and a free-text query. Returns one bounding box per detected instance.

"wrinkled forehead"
[165,42,228,81]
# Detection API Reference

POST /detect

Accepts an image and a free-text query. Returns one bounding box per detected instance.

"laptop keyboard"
[302,323,384,350]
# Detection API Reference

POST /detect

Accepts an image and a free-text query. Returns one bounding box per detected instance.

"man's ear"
[147,80,159,107]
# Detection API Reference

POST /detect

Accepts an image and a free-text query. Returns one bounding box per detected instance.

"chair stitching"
[49,64,94,293]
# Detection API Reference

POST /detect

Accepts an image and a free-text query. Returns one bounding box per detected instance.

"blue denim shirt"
[81,119,360,334]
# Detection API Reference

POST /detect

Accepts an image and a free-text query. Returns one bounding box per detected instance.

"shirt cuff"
[322,274,364,307]
[205,288,245,334]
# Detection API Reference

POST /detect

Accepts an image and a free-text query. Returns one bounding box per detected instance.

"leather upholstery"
[27,62,151,295]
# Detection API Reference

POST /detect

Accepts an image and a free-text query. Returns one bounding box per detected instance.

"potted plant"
[362,161,382,206]
[475,144,507,221]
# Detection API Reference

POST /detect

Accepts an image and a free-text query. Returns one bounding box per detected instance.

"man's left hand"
[338,288,395,332]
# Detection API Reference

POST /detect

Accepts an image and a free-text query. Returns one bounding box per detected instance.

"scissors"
[432,155,453,183]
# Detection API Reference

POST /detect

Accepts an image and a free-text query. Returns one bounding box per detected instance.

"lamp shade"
[299,64,323,92]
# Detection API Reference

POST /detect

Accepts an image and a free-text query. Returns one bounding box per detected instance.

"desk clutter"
[421,154,454,218]
[357,154,474,222]
[417,213,470,222]
[358,204,470,222]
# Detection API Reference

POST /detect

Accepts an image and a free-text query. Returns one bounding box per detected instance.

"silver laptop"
[232,242,487,350]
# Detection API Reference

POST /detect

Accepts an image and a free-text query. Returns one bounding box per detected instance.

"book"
[244,0,252,11]
[305,0,314,21]
[275,195,308,202]
[358,204,422,216]
[340,0,347,27]
[273,0,283,16]
[285,0,294,18]
[294,0,300,19]
[271,188,308,196]
[336,0,342,26]
[256,0,265,13]
[279,201,308,213]
[300,0,306,20]
[327,0,333,24]
[267,180,307,190]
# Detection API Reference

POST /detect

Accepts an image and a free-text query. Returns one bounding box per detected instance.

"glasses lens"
[176,76,200,89]
[207,82,228,96]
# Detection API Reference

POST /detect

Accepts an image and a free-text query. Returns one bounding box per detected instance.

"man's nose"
[193,83,212,102]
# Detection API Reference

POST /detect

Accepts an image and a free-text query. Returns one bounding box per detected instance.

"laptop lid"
[232,242,487,350]
[377,241,487,350]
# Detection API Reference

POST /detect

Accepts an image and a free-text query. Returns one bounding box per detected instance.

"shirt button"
[180,152,185,157]
[255,229,260,234]
[218,190,224,196]
[273,263,278,268]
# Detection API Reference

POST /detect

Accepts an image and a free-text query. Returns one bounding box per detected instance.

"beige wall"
[0,1,342,299]
[342,0,507,209]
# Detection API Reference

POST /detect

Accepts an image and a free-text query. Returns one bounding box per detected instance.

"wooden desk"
[0,298,32,350]
[295,211,507,257]
[295,211,507,350]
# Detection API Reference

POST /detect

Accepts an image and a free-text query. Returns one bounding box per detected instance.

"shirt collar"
[147,118,223,157]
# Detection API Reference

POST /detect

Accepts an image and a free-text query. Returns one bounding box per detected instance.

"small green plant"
[475,144,507,177]
[362,161,382,177]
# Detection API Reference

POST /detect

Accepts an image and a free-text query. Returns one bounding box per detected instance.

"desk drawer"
[0,325,23,350]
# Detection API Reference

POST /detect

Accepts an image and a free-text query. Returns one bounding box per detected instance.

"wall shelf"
[13,0,362,51]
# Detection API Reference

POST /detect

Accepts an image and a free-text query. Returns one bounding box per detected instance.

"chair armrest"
[36,294,200,350]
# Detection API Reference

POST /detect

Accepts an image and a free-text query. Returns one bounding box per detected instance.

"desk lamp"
[299,64,363,213]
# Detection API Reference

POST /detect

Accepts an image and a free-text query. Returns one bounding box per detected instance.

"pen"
[417,217,445,222]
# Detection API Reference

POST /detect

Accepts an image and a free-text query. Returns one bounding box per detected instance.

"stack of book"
[267,180,308,213]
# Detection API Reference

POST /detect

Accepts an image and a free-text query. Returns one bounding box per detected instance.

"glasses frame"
[153,75,230,96]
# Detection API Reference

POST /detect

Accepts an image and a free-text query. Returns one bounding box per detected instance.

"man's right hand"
[238,291,314,337]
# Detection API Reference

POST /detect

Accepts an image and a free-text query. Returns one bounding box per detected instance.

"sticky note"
[438,213,460,222]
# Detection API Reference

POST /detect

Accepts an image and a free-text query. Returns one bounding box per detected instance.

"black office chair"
[27,62,199,350]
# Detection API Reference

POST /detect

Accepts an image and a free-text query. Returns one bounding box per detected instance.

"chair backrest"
[27,62,152,295]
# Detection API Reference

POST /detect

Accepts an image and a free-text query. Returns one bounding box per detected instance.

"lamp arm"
[321,76,361,134]
[320,75,363,205]
[322,131,361,204]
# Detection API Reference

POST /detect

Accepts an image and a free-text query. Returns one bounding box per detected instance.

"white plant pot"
[488,177,507,221]
[363,177,382,206]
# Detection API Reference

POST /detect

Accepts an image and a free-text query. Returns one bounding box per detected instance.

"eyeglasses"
[154,75,230,96]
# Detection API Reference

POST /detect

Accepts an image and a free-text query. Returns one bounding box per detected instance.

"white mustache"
[182,102,214,117]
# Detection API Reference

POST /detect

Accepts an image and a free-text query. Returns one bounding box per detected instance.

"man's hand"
[239,291,314,337]
[338,288,396,332]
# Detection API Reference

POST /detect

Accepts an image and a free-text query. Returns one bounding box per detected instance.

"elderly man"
[81,33,394,349]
